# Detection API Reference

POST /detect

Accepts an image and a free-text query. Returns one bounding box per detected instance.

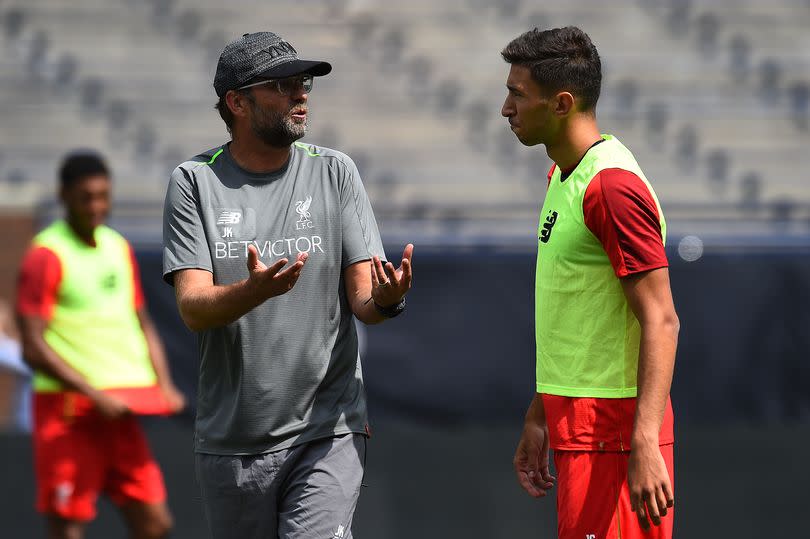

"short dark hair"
[215,89,252,134]
[215,95,235,133]
[58,151,110,189]
[501,26,602,112]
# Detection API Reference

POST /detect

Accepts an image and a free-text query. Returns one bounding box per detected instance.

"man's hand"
[514,421,556,498]
[370,244,413,307]
[160,383,186,413]
[628,441,674,530]
[91,391,130,420]
[246,244,308,299]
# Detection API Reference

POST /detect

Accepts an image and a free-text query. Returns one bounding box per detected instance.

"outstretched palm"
[371,243,414,307]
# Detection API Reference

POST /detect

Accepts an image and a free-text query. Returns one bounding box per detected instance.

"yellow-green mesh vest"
[32,221,156,392]
[535,135,666,398]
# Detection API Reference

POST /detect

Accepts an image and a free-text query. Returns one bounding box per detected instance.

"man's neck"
[66,219,97,247]
[546,116,603,173]
[228,134,292,174]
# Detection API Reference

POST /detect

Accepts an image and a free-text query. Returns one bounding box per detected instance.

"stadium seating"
[0,0,808,244]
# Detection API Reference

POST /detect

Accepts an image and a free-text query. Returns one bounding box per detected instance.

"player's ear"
[553,91,575,117]
[58,183,70,206]
[226,90,249,119]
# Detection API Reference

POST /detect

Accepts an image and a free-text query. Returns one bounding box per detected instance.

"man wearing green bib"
[16,152,185,539]
[501,27,680,538]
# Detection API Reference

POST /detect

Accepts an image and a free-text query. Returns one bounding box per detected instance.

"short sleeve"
[583,168,668,278]
[162,166,213,285]
[337,157,386,268]
[16,246,62,320]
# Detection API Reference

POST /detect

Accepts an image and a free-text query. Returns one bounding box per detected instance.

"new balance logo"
[217,211,242,225]
[539,210,558,244]
[332,525,345,539]
[585,535,596,539]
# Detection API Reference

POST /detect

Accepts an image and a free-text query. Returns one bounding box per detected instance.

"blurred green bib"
[32,221,156,392]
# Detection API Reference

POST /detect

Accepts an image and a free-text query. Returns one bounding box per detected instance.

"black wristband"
[374,297,406,318]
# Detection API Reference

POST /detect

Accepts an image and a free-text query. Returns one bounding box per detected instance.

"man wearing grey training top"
[162,32,414,539]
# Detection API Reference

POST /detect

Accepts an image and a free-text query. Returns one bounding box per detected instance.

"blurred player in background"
[502,27,679,538]
[16,152,185,539]
[162,32,413,539]
[0,298,31,432]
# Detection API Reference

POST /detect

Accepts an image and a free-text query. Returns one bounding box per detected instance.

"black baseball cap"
[213,32,332,97]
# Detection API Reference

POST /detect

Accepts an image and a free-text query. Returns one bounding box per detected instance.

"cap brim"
[259,59,332,79]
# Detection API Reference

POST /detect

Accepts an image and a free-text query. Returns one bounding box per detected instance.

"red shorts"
[33,393,167,521]
[554,444,675,539]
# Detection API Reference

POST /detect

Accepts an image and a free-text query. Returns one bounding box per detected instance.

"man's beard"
[249,100,307,148]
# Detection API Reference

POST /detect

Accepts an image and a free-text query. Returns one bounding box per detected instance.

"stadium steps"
[137,0,546,213]
[1,0,807,240]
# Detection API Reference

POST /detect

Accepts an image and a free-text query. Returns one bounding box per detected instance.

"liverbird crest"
[295,196,312,222]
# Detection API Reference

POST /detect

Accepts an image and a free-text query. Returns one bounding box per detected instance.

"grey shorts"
[196,433,366,539]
